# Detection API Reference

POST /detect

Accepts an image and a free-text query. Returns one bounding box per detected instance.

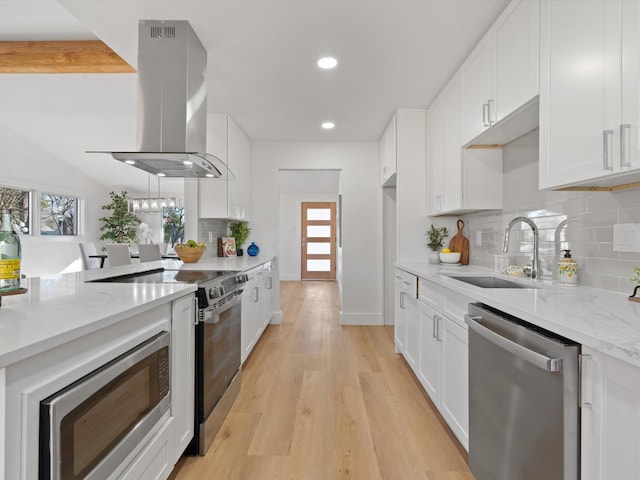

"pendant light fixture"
[128,174,183,213]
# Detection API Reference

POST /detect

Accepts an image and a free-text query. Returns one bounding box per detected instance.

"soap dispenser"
[558,249,578,285]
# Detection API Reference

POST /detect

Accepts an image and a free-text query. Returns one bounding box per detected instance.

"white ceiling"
[0,0,509,192]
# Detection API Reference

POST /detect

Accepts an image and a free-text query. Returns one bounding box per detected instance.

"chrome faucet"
[503,216,539,279]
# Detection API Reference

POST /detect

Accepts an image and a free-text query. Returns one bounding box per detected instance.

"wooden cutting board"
[449,219,469,265]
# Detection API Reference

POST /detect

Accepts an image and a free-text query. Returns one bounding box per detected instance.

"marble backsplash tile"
[462,130,640,293]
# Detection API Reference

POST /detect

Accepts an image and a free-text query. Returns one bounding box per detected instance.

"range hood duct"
[93,20,232,179]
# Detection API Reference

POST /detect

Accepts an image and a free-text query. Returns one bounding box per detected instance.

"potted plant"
[99,191,142,246]
[425,224,448,264]
[228,221,251,256]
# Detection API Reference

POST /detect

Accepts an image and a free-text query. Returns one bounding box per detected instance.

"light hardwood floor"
[170,281,473,480]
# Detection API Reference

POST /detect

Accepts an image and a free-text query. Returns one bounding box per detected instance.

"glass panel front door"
[301,202,336,280]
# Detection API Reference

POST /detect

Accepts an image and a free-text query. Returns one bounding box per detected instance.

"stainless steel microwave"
[39,331,171,480]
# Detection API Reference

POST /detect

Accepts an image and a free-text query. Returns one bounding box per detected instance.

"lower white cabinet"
[394,269,417,355]
[440,317,469,449]
[171,294,195,462]
[581,347,640,480]
[119,417,175,480]
[414,276,470,450]
[417,301,442,403]
[241,261,276,364]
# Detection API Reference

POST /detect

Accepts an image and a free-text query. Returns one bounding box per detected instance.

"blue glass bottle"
[247,242,259,256]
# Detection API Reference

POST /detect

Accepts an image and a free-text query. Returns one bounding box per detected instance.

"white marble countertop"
[0,255,274,368]
[396,262,640,369]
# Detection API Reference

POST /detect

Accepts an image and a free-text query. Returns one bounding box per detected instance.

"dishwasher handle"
[465,314,563,372]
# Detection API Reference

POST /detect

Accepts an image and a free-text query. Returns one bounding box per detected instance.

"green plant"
[631,266,640,285]
[229,221,251,248]
[99,191,141,244]
[425,224,448,251]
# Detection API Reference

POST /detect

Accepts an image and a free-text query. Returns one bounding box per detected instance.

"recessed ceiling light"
[157,173,166,177]
[317,57,338,69]
[125,160,136,165]
[183,160,193,166]
[206,173,215,178]
[322,122,335,130]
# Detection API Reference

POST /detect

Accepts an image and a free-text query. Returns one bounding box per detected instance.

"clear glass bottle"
[0,209,21,292]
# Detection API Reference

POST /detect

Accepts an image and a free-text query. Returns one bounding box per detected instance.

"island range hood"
[92,20,232,179]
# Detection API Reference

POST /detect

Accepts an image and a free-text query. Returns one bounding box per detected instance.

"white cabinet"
[417,300,442,403]
[199,114,252,220]
[170,294,195,462]
[119,418,175,480]
[379,115,397,186]
[461,0,539,147]
[581,347,640,480]
[440,317,468,449]
[461,29,496,144]
[394,269,417,355]
[416,277,470,450]
[426,75,503,216]
[241,261,275,364]
[427,74,463,214]
[539,0,640,189]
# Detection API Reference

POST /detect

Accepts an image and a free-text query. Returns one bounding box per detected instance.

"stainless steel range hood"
[91,20,232,179]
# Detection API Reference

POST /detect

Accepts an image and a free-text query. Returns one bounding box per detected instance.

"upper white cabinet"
[199,114,252,220]
[379,115,397,186]
[461,0,539,147]
[427,74,503,216]
[539,0,640,189]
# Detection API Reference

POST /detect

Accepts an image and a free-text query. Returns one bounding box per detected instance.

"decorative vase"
[428,250,440,264]
[247,242,259,256]
[237,247,244,257]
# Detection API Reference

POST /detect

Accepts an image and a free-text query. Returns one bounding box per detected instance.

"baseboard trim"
[270,311,282,325]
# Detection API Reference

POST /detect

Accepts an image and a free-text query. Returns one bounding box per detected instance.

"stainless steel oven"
[39,331,170,480]
[190,271,245,455]
[91,267,246,457]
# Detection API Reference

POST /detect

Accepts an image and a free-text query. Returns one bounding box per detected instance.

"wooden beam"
[0,40,135,74]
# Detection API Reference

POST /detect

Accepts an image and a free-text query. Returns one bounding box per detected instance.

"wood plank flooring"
[170,281,472,480]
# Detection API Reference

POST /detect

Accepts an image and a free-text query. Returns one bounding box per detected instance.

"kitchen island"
[0,255,276,480]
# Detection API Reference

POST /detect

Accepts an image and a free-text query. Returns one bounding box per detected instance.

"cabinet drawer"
[442,289,473,329]
[418,277,442,309]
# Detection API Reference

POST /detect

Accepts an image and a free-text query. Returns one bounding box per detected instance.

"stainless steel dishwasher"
[465,303,580,480]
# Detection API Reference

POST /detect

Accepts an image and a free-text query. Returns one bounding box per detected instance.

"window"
[40,193,78,235]
[163,206,185,247]
[0,187,30,234]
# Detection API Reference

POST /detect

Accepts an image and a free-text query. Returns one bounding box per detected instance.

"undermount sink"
[447,276,539,289]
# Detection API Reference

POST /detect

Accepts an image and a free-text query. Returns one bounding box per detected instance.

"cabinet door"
[199,114,228,218]
[495,0,539,121]
[621,0,640,172]
[241,282,260,364]
[581,347,640,480]
[426,103,444,215]
[441,317,469,450]
[461,30,496,145]
[227,116,252,220]
[171,294,195,461]
[440,74,462,213]
[403,292,418,372]
[539,0,622,189]
[380,115,397,185]
[394,277,407,354]
[417,301,442,405]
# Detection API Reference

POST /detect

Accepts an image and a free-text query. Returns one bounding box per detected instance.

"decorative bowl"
[439,252,461,264]
[174,245,206,263]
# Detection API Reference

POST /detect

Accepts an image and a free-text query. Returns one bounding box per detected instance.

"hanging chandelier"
[128,174,183,213]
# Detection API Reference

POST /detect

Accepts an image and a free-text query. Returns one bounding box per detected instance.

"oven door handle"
[202,290,243,323]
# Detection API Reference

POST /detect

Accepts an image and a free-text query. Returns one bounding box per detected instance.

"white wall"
[252,141,383,325]
[279,192,339,281]
[2,127,111,277]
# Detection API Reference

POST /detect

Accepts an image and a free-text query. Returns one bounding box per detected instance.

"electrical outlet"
[613,224,640,253]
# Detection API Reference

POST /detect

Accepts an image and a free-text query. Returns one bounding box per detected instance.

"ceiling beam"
[0,40,135,74]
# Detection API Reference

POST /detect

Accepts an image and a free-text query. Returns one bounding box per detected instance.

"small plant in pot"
[425,224,448,264]
[229,222,251,256]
